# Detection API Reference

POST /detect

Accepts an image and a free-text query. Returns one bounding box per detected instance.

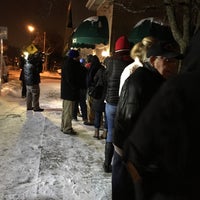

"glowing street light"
[26,24,47,71]
[27,25,35,44]
[27,25,35,33]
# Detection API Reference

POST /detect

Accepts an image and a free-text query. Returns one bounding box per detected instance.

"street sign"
[0,27,8,39]
[26,44,38,54]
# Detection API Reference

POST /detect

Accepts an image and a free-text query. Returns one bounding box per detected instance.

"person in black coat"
[84,55,102,126]
[103,35,133,173]
[19,55,27,98]
[72,58,88,122]
[24,51,44,111]
[123,29,200,200]
[112,41,182,200]
[92,64,107,139]
[60,49,81,135]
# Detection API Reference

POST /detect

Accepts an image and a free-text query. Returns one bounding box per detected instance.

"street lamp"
[27,25,35,33]
[26,25,47,71]
[27,25,35,44]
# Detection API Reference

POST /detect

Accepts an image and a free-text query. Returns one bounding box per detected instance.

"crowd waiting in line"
[18,27,200,199]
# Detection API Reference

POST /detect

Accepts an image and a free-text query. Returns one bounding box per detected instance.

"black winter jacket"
[24,58,42,86]
[113,62,165,149]
[61,56,81,101]
[86,56,102,88]
[104,52,133,106]
[92,65,107,112]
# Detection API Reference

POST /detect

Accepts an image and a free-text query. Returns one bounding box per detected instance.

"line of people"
[103,29,199,200]
[23,29,198,200]
[61,30,198,200]
[60,50,108,138]
[60,35,182,178]
[112,37,182,199]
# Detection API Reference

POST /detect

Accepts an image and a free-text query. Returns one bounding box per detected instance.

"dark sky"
[0,0,95,49]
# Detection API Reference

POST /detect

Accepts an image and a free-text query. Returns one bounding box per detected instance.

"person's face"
[150,56,179,79]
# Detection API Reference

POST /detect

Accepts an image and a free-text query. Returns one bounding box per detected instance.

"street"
[0,69,111,200]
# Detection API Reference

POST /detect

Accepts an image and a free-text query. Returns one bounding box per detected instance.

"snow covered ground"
[0,70,111,200]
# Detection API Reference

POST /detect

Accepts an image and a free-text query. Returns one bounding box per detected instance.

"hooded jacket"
[123,29,200,200]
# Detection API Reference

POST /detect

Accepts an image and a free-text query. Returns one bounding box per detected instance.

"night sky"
[0,0,95,49]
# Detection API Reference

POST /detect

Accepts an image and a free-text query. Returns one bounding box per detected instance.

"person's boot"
[93,128,100,139]
[103,142,114,173]
[100,129,107,139]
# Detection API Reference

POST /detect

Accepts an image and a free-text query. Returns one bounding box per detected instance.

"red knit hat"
[115,36,130,52]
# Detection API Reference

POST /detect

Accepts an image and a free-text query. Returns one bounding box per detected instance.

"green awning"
[128,18,174,45]
[72,16,109,49]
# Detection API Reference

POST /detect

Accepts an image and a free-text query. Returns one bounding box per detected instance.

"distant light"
[27,25,35,33]
[101,50,109,57]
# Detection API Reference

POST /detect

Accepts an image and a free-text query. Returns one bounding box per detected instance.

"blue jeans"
[105,103,117,143]
[94,111,107,129]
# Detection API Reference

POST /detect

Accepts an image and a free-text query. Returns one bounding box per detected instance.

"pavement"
[0,69,112,200]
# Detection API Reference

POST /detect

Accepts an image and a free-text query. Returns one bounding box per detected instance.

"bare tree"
[164,0,200,52]
[113,0,200,53]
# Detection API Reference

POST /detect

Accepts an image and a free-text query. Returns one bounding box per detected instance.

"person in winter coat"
[72,58,88,122]
[103,35,133,173]
[123,29,200,200]
[85,55,102,126]
[112,41,182,199]
[19,55,27,98]
[61,49,81,135]
[92,64,107,139]
[24,51,44,111]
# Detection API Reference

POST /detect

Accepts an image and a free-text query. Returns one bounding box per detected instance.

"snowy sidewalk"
[0,73,111,200]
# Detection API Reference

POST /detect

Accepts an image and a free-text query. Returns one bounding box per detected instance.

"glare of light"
[101,50,109,57]
[27,25,35,33]
[23,51,29,59]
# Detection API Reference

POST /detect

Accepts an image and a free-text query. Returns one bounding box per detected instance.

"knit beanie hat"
[68,49,80,58]
[115,36,130,52]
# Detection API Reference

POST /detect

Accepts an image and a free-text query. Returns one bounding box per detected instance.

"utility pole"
[43,31,46,71]
[63,0,73,54]
[0,27,7,96]
[0,38,3,95]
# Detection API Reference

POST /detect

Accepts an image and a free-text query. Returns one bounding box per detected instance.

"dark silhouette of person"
[24,51,44,111]
[19,55,27,98]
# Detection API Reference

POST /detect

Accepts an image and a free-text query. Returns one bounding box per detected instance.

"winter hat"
[115,36,130,52]
[68,49,80,58]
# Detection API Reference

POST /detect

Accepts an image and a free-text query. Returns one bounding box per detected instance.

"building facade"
[85,0,166,59]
